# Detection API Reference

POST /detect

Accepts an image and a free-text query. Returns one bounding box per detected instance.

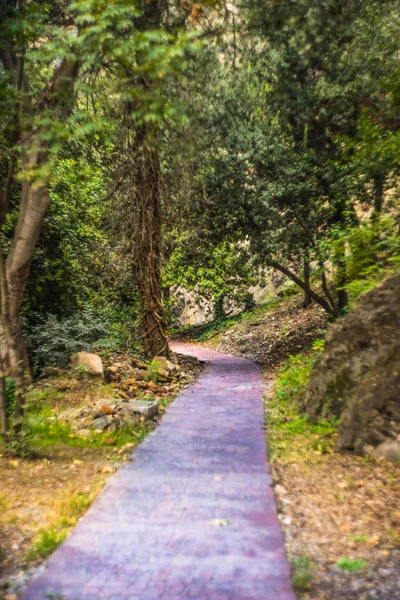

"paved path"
[20,344,295,600]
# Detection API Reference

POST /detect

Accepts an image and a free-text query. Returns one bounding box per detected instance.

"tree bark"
[302,260,312,308]
[131,126,170,358]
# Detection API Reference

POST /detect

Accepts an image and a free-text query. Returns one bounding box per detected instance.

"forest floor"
[0,355,203,597]
[174,294,400,599]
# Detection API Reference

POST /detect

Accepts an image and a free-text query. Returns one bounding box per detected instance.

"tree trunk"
[132,126,170,358]
[373,173,385,218]
[334,239,349,311]
[0,49,79,439]
[302,260,312,308]
[0,355,7,438]
[269,259,337,315]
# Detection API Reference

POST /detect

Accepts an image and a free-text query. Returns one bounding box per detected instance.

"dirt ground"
[265,374,400,600]
[0,444,116,589]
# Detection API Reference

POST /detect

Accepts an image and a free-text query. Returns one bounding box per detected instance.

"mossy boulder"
[303,274,400,463]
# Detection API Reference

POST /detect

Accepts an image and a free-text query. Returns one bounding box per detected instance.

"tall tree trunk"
[132,126,170,358]
[0,49,79,439]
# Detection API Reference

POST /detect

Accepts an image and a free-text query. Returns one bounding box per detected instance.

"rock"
[92,415,111,431]
[81,416,93,427]
[71,352,104,380]
[117,406,140,426]
[303,274,400,463]
[136,369,147,380]
[170,352,179,365]
[126,400,159,419]
[76,429,91,439]
[131,357,147,369]
[104,365,120,383]
[152,356,176,373]
[367,441,400,463]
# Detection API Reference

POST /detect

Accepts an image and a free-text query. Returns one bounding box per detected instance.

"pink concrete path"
[19,344,295,600]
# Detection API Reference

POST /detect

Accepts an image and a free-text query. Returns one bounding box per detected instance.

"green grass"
[26,527,67,560]
[336,557,367,573]
[266,339,339,462]
[291,555,315,592]
[26,491,97,561]
[348,534,369,543]
[27,408,154,450]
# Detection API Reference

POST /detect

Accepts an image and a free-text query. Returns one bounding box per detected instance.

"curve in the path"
[20,344,295,600]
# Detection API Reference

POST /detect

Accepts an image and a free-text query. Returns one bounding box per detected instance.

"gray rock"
[368,440,400,464]
[127,400,159,419]
[303,274,400,463]
[92,415,111,431]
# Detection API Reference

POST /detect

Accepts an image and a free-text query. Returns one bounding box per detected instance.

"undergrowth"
[26,406,154,450]
[266,339,339,462]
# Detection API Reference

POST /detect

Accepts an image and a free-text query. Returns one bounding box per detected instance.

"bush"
[23,304,140,375]
[23,306,108,374]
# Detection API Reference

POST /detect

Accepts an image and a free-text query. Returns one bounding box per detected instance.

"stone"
[76,429,91,439]
[81,416,93,427]
[152,356,176,373]
[126,400,159,419]
[368,441,400,464]
[131,357,147,369]
[303,274,400,462]
[71,352,104,380]
[92,415,111,431]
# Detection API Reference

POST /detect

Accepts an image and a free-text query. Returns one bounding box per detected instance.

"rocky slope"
[303,274,400,463]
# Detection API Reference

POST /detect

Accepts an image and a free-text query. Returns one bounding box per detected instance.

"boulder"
[303,274,400,463]
[71,352,104,379]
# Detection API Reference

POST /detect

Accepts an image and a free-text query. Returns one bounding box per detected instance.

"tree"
[0,0,79,438]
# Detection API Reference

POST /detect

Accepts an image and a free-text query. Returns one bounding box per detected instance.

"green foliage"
[27,407,152,450]
[23,306,108,373]
[336,558,368,573]
[291,556,315,593]
[267,340,338,461]
[275,341,324,405]
[3,431,32,458]
[333,217,400,305]
[26,527,67,561]
[5,377,16,418]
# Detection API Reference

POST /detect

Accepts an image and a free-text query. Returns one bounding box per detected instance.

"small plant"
[26,527,67,560]
[336,557,367,573]
[74,364,89,379]
[292,555,315,592]
[4,430,32,458]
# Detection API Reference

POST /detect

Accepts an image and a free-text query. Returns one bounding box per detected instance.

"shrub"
[23,305,108,374]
